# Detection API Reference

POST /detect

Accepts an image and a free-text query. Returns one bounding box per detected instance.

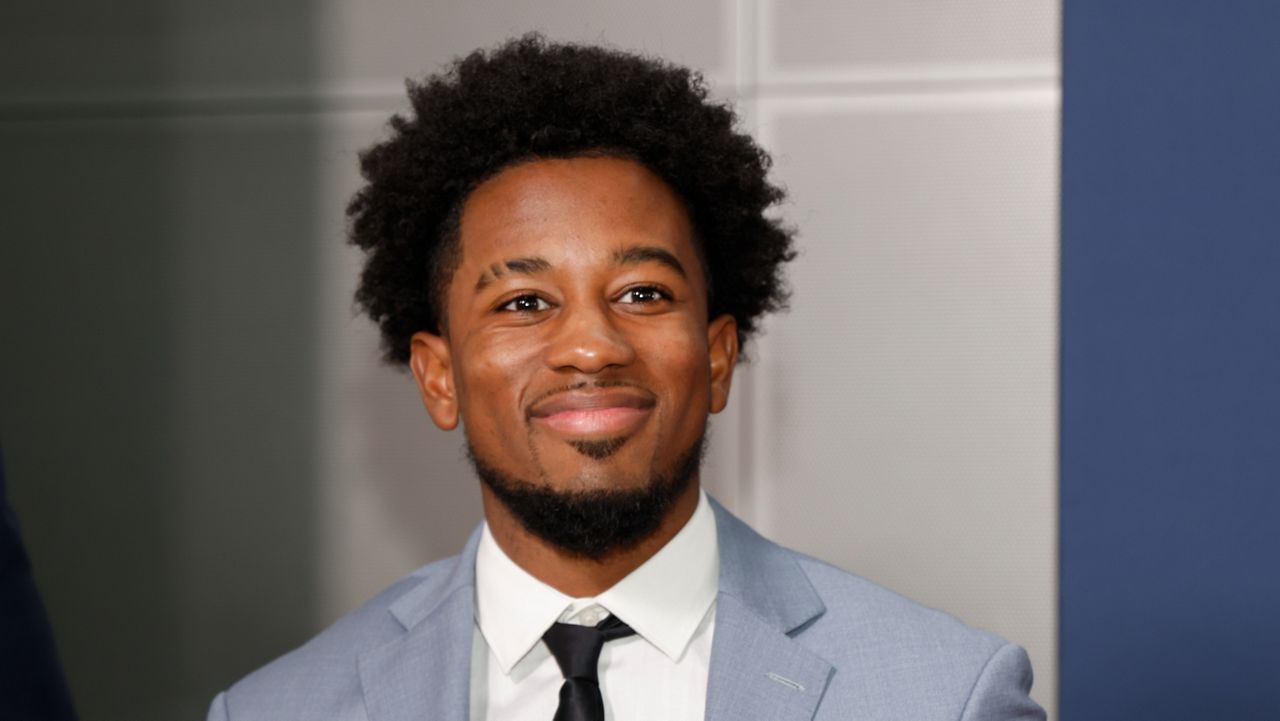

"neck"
[480,480,701,597]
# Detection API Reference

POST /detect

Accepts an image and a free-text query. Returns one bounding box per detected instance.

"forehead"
[455,156,699,269]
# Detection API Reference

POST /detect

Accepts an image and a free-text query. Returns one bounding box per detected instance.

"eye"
[498,294,551,313]
[617,286,670,305]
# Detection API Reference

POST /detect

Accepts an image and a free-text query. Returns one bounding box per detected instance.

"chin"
[466,433,705,559]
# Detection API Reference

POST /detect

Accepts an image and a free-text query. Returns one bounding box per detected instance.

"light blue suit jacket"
[209,499,1045,720]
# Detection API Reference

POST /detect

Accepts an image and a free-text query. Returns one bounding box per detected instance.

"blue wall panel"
[1061,2,1280,719]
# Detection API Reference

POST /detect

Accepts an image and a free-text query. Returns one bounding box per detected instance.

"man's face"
[409,156,737,514]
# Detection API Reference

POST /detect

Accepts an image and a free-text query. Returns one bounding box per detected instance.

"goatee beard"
[467,433,706,560]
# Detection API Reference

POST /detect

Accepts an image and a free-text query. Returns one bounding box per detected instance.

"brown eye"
[618,286,669,304]
[499,294,550,312]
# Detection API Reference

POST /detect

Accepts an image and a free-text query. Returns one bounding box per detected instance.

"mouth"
[527,386,655,438]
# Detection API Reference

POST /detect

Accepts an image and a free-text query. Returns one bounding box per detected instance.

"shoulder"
[711,500,1041,719]
[786,550,1043,720]
[794,551,1003,658]
[209,555,460,721]
[714,501,1007,666]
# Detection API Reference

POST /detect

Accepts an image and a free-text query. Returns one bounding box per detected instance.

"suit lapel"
[705,500,834,721]
[359,529,481,721]
[354,501,835,721]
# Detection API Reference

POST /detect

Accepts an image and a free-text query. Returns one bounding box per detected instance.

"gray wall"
[1,3,323,718]
[1,2,1059,719]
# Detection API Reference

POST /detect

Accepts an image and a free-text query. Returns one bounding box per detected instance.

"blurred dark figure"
[0,449,78,721]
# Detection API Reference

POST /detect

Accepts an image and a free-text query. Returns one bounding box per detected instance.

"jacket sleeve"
[207,691,230,721]
[957,643,1046,721]
[0,459,79,721]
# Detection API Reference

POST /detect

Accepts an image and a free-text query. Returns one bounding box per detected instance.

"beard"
[467,431,706,560]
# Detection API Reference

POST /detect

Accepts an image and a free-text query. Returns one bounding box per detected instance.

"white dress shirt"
[469,490,720,721]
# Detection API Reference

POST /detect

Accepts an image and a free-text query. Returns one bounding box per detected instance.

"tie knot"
[542,614,636,681]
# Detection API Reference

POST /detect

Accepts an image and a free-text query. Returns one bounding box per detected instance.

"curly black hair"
[348,34,795,365]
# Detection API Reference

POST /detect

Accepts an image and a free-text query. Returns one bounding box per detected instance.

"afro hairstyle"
[347,34,795,365]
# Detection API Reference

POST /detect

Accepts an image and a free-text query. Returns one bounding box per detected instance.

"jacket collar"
[359,526,481,721]
[705,498,834,721]
[710,497,827,634]
[359,495,834,721]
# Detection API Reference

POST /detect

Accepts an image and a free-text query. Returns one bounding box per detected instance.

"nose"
[543,299,637,373]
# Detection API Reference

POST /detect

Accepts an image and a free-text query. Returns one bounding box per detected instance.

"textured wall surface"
[744,2,1059,714]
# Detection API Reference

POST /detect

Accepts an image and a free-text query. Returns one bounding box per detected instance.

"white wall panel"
[316,0,739,101]
[313,110,483,620]
[747,92,1059,714]
[761,0,1058,84]
[733,4,1062,714]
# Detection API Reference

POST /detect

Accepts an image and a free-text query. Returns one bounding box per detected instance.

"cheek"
[649,324,711,392]
[456,336,537,422]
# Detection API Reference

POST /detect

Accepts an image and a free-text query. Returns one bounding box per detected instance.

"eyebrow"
[471,246,687,292]
[613,245,687,278]
[475,256,552,291]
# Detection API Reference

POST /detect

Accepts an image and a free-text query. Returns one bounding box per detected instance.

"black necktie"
[542,614,637,721]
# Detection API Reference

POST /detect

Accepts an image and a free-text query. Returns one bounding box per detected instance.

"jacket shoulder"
[213,554,461,721]
[796,552,1005,657]
[790,554,1041,720]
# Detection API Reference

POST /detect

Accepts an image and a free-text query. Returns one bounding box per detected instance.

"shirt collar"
[474,489,720,673]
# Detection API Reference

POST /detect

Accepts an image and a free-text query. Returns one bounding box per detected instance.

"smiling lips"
[527,388,655,437]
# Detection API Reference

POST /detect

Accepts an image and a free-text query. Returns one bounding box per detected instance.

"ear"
[706,314,739,414]
[409,331,459,430]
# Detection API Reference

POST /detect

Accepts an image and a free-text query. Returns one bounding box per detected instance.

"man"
[210,35,1044,721]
